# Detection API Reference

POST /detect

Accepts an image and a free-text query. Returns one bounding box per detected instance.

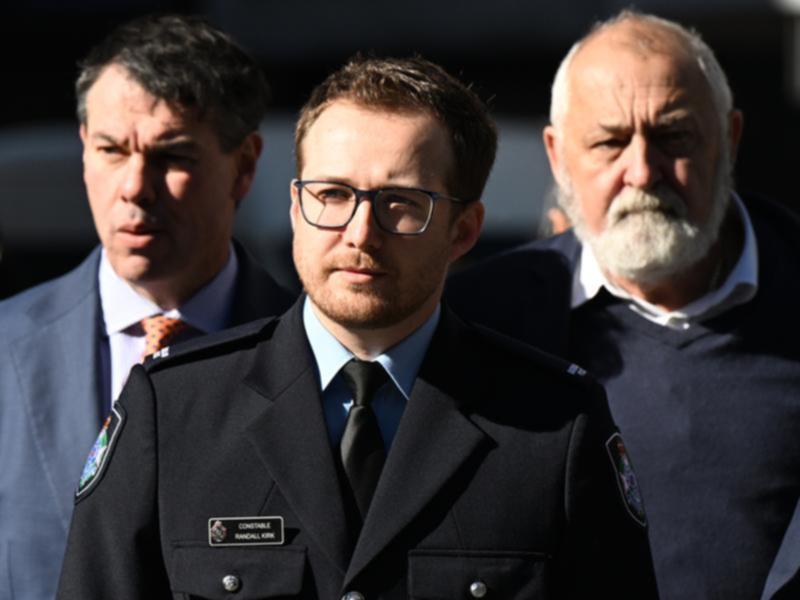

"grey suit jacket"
[0,243,294,600]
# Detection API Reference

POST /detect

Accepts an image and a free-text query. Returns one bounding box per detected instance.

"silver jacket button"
[341,592,365,600]
[470,580,488,598]
[222,574,241,592]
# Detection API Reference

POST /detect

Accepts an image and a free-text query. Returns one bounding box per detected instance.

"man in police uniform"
[58,56,658,599]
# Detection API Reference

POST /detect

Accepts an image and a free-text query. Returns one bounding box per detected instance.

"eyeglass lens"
[300,182,433,234]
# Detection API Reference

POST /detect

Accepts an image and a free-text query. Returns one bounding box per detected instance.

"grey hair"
[549,10,733,136]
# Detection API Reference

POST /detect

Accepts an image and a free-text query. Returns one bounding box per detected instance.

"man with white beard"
[448,10,800,600]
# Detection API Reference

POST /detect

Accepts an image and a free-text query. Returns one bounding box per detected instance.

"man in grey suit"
[0,14,293,599]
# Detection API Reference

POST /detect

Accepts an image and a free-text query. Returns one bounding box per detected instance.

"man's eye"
[316,188,352,202]
[151,153,197,169]
[98,146,123,155]
[656,130,693,152]
[383,192,423,209]
[594,138,626,149]
[662,129,691,140]
[165,154,195,165]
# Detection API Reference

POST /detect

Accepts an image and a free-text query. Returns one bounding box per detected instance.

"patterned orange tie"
[140,315,190,361]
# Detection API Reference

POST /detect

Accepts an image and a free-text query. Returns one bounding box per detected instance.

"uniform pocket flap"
[171,544,306,599]
[408,549,549,600]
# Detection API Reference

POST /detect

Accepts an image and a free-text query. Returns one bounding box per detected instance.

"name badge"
[208,516,285,547]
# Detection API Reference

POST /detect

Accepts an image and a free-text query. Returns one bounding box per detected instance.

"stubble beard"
[293,243,448,332]
[557,152,733,286]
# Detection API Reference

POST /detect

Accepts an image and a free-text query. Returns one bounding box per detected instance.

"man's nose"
[120,154,156,204]
[622,136,662,190]
[342,198,383,249]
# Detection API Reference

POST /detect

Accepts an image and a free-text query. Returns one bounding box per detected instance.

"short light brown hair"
[295,55,497,202]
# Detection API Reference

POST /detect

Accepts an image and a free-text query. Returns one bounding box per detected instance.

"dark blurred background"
[1,0,798,299]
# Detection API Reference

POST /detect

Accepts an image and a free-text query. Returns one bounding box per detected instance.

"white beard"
[558,154,732,286]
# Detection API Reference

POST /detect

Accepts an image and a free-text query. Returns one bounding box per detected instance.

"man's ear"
[448,200,484,263]
[726,109,744,165]
[231,132,263,208]
[543,125,565,189]
[289,179,300,232]
[79,124,89,172]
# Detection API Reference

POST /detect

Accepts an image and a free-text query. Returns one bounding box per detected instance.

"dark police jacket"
[57,300,658,600]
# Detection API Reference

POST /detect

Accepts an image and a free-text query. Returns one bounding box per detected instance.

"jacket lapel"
[761,498,800,599]
[344,308,491,586]
[11,252,104,529]
[228,241,295,324]
[522,232,579,356]
[241,302,351,575]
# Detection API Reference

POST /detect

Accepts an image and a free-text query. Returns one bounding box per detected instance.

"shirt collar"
[302,296,440,399]
[98,243,239,335]
[572,192,759,325]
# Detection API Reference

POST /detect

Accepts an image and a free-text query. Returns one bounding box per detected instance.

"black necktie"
[339,358,389,519]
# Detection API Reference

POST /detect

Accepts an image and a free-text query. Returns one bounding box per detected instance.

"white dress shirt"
[98,245,238,405]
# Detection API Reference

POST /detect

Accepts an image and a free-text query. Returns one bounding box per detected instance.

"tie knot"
[340,359,389,407]
[140,315,189,359]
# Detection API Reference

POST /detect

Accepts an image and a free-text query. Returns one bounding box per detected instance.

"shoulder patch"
[605,432,647,527]
[76,404,126,502]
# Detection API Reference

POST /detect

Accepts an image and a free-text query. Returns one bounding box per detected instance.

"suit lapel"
[241,302,351,575]
[11,253,104,529]
[344,308,491,586]
[228,241,295,324]
[761,498,800,599]
[523,233,579,355]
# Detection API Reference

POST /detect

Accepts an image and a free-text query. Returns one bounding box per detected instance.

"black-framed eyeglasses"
[293,179,468,235]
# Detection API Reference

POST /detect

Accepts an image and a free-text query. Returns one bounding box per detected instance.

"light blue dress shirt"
[302,297,440,451]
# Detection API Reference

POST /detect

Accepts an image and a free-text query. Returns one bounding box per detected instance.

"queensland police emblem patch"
[605,433,646,527]
[76,404,125,501]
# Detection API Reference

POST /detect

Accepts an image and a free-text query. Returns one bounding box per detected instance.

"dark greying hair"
[295,55,498,202]
[76,14,269,152]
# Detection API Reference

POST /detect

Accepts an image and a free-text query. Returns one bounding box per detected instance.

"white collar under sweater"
[571,193,758,330]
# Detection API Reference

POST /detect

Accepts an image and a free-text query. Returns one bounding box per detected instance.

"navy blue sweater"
[447,195,800,600]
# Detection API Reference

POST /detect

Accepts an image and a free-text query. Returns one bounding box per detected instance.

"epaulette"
[143,316,279,373]
[566,363,587,377]
[465,318,593,389]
